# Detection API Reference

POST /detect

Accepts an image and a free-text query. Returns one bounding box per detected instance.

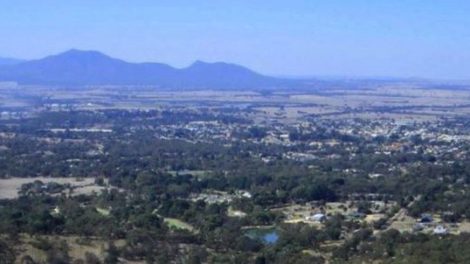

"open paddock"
[0,177,106,199]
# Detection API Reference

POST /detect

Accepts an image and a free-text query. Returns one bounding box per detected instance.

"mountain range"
[0,49,294,89]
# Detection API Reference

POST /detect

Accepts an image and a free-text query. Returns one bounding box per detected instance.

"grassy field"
[0,177,106,199]
[163,218,196,233]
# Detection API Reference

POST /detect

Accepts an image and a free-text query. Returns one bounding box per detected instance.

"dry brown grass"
[0,177,106,199]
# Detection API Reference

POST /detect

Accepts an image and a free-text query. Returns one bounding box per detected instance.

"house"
[420,213,433,223]
[236,190,252,199]
[433,225,448,235]
[306,213,326,222]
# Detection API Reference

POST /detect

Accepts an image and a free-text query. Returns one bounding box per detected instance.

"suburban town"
[0,84,469,263]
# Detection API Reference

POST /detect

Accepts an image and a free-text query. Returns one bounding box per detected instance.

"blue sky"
[1,0,470,79]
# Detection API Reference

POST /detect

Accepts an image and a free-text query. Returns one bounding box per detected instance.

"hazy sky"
[1,0,470,79]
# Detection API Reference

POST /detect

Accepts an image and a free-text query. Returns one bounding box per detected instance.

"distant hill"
[0,49,292,89]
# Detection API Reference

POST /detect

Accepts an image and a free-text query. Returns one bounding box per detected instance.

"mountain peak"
[64,48,84,54]
[187,60,224,68]
[187,60,251,71]
[54,49,114,60]
[64,48,103,55]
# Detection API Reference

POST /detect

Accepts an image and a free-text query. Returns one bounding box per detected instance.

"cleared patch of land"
[0,177,105,199]
[163,218,196,233]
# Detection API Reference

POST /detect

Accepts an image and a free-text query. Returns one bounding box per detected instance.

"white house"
[433,225,448,235]
[306,213,326,222]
